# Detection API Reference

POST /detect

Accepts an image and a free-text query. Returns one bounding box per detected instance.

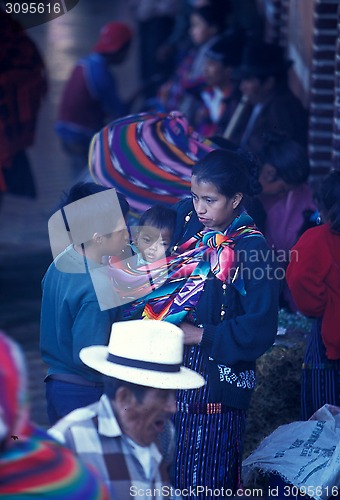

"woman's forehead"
[191,176,219,193]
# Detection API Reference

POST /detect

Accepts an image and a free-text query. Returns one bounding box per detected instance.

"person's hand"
[179,322,203,345]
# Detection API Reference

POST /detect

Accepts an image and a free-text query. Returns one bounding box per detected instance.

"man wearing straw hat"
[49,320,205,499]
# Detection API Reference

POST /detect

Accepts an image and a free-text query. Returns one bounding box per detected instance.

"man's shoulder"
[42,246,95,290]
[48,403,101,448]
[50,403,98,433]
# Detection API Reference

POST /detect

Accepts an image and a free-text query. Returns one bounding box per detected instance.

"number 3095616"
[284,485,339,497]
[5,2,62,14]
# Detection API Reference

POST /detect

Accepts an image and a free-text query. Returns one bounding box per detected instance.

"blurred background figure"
[250,132,316,253]
[187,31,245,137]
[245,133,317,311]
[227,41,309,154]
[128,0,181,100]
[55,21,134,178]
[150,5,227,121]
[0,10,47,208]
[286,171,340,419]
[0,330,109,499]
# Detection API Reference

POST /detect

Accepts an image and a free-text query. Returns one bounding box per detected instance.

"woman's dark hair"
[314,170,340,233]
[259,132,310,185]
[192,148,262,198]
[139,204,177,234]
[191,5,226,33]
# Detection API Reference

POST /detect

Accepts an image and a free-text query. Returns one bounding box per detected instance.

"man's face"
[102,219,130,257]
[122,388,176,446]
[203,58,226,87]
[259,163,293,198]
[240,76,268,105]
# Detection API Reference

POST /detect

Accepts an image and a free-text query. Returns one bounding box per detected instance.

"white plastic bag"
[242,405,340,499]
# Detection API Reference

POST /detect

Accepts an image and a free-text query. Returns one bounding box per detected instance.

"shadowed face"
[240,76,272,105]
[259,163,293,198]
[118,388,177,446]
[190,12,218,46]
[204,57,231,87]
[101,219,130,257]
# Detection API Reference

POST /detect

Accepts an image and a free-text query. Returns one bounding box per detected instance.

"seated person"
[151,5,225,121]
[287,171,340,418]
[251,132,317,254]
[246,132,318,310]
[0,331,108,499]
[229,42,308,154]
[48,320,205,498]
[188,32,244,137]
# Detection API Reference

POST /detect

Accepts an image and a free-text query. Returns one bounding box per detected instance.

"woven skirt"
[301,318,340,420]
[172,408,246,498]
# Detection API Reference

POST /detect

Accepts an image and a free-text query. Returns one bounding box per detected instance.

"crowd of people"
[1,1,340,498]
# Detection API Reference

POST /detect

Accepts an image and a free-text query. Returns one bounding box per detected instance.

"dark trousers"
[45,379,104,425]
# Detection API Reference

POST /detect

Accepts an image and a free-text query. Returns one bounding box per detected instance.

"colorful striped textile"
[0,332,108,499]
[0,426,109,499]
[109,213,262,323]
[0,331,30,447]
[89,111,216,217]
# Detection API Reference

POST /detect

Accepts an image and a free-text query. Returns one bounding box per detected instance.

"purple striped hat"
[89,111,217,217]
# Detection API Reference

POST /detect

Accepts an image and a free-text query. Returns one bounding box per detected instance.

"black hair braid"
[236,147,263,196]
[315,170,340,234]
[329,202,340,233]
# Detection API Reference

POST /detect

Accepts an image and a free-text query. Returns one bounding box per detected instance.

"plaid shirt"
[49,395,176,499]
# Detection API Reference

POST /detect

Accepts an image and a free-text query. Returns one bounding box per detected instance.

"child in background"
[188,32,244,137]
[131,204,177,264]
[151,6,225,121]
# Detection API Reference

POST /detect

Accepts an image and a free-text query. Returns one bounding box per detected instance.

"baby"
[132,204,177,264]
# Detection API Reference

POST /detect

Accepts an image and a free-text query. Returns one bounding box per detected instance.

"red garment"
[57,63,105,133]
[0,12,47,192]
[286,223,340,359]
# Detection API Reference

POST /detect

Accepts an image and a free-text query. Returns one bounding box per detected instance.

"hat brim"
[80,346,205,390]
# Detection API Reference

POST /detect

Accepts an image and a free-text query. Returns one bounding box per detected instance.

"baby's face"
[136,226,172,263]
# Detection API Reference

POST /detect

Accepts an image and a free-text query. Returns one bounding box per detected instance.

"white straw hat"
[80,320,205,390]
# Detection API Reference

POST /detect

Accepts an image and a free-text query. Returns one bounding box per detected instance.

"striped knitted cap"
[0,332,30,445]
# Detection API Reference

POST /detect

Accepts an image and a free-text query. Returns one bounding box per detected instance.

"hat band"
[107,353,181,373]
